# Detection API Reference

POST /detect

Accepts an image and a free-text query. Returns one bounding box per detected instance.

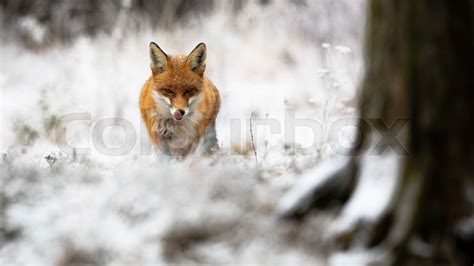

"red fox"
[139,42,220,157]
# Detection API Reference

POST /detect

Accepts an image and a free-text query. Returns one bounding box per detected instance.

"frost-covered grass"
[1,148,326,264]
[1,1,364,264]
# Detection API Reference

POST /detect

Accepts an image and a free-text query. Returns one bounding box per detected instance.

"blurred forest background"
[1,0,362,48]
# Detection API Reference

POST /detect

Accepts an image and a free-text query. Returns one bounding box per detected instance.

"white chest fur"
[150,91,217,156]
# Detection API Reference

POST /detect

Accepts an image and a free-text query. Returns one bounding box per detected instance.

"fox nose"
[173,109,185,120]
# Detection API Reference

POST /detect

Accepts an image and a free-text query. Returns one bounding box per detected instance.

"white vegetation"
[0,0,371,264]
[330,151,402,235]
[277,156,353,216]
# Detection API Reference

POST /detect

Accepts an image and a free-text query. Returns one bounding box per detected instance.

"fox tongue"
[173,110,183,120]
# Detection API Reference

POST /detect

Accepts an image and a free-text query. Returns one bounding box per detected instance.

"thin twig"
[249,110,258,164]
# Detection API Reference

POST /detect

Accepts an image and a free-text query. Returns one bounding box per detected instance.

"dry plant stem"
[249,110,258,165]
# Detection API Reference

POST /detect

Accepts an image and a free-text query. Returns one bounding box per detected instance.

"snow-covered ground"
[1,1,365,264]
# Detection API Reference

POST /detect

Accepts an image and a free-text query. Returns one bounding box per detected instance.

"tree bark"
[361,1,474,264]
[279,1,474,265]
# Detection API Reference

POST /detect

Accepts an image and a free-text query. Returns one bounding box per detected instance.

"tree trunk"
[279,1,474,264]
[362,1,473,264]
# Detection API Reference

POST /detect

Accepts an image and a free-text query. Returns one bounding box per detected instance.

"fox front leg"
[157,118,173,140]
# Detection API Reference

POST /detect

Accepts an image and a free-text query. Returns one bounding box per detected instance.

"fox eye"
[184,88,195,94]
[161,88,173,94]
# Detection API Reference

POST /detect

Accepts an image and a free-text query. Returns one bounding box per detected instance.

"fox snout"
[167,96,190,121]
[170,106,188,120]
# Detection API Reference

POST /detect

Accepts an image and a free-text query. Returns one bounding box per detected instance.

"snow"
[277,156,353,217]
[1,0,367,264]
[329,248,390,266]
[330,150,403,235]
[18,16,47,44]
[335,46,352,54]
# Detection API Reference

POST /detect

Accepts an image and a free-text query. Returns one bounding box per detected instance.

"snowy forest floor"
[1,1,365,264]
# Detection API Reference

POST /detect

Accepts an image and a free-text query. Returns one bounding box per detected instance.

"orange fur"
[139,42,220,157]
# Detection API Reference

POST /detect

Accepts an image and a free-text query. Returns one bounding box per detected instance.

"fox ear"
[149,42,168,73]
[186,43,207,75]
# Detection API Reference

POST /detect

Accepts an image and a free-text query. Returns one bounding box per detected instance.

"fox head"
[149,42,207,121]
